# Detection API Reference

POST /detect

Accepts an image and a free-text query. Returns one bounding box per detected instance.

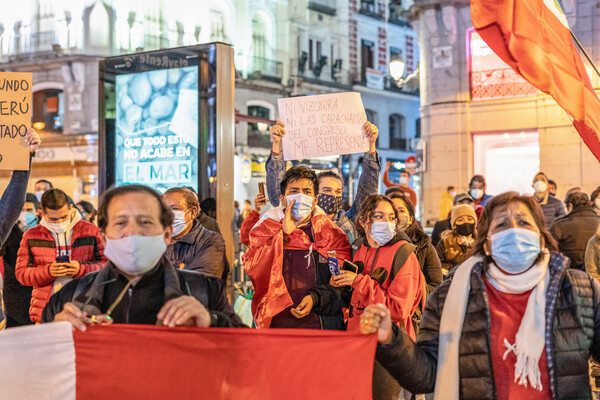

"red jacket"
[15,221,108,322]
[240,210,260,246]
[349,236,424,340]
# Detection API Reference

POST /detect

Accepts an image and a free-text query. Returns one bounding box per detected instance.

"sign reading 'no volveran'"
[278,92,369,160]
[0,72,32,170]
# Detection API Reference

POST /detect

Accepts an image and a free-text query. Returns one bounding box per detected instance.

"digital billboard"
[99,45,221,197]
[114,66,198,193]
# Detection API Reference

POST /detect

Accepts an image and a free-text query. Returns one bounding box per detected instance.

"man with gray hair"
[163,187,228,279]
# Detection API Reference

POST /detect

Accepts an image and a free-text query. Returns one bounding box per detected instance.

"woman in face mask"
[360,191,600,400]
[389,193,443,294]
[331,194,425,336]
[331,194,425,400]
[436,204,477,276]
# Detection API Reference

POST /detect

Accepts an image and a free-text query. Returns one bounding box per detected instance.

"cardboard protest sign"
[277,92,369,160]
[0,72,32,170]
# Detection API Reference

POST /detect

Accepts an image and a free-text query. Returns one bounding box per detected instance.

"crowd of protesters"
[4,124,600,400]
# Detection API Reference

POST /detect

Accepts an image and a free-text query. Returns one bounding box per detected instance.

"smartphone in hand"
[258,182,265,197]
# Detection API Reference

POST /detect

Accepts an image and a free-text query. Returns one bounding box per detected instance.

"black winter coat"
[0,225,33,327]
[551,206,600,270]
[42,257,246,328]
[375,253,600,399]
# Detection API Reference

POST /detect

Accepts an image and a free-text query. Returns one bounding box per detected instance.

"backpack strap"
[351,237,365,259]
[390,242,417,282]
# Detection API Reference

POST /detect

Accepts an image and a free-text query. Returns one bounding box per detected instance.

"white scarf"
[434,250,550,399]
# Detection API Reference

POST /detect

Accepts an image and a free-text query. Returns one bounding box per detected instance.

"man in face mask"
[468,175,493,213]
[42,185,245,330]
[0,193,39,327]
[163,187,228,279]
[243,166,351,330]
[532,172,565,229]
[15,189,108,323]
[264,120,380,235]
[34,179,53,203]
[383,164,418,207]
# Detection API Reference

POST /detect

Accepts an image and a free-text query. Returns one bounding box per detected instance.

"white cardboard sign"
[277,92,369,160]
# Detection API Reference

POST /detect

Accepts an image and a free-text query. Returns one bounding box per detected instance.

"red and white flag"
[0,322,376,399]
[471,0,600,162]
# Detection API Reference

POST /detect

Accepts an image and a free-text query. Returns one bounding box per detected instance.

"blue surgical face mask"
[18,211,38,229]
[370,221,396,246]
[470,188,484,200]
[286,193,315,221]
[489,227,541,274]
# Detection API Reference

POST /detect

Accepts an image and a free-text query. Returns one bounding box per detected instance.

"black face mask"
[317,194,343,215]
[455,222,475,237]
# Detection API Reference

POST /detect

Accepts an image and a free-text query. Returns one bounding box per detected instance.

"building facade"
[407,0,600,226]
[0,0,422,209]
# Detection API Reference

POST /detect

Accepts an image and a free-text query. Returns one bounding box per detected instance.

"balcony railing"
[390,138,413,151]
[308,0,337,16]
[359,1,384,20]
[7,31,59,57]
[248,57,283,83]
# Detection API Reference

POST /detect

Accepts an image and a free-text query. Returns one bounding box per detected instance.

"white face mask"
[533,181,547,194]
[450,191,457,197]
[370,221,396,246]
[35,191,44,202]
[45,218,71,234]
[595,198,600,209]
[171,210,192,237]
[104,234,167,276]
[286,193,314,221]
[399,176,409,186]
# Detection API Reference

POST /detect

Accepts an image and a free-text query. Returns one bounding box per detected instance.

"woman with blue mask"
[331,194,425,400]
[361,191,600,400]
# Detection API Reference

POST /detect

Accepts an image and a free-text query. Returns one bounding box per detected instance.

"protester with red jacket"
[331,194,424,400]
[16,189,107,322]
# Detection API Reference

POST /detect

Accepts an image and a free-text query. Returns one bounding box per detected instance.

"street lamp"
[389,57,419,87]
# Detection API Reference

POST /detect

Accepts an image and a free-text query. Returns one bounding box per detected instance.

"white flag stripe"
[0,322,76,400]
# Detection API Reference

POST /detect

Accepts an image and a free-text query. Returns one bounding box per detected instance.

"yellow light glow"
[33,122,45,130]
[209,176,215,183]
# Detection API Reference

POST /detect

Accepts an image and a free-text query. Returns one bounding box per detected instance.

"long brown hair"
[356,194,401,238]
[474,191,558,256]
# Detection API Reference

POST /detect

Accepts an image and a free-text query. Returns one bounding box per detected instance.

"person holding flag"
[243,165,351,329]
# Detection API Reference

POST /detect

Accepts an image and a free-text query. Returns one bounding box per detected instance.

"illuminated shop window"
[33,89,64,133]
[468,29,537,100]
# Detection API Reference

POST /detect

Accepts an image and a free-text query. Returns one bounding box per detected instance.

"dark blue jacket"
[0,168,30,247]
[166,220,228,279]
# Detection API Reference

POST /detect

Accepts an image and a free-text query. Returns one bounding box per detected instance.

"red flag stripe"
[74,324,376,400]
[471,0,600,162]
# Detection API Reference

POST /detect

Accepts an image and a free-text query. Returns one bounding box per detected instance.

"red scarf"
[243,207,351,328]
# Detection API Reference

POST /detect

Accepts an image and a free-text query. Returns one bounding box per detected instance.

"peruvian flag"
[0,322,376,399]
[471,0,600,162]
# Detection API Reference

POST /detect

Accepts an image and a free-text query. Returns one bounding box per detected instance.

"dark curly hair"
[356,194,400,238]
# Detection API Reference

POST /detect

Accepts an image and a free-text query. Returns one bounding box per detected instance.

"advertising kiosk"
[98,43,235,265]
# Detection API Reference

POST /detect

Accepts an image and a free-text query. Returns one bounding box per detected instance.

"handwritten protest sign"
[0,72,32,170]
[278,92,368,160]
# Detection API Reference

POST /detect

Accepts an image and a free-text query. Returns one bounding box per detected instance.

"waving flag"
[0,322,376,400]
[471,0,600,162]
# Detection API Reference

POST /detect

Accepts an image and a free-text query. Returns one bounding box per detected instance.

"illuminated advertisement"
[114,66,198,193]
[100,45,222,197]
